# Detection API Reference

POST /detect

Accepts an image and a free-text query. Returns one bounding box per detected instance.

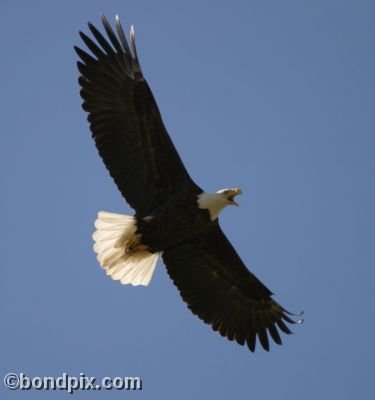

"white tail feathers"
[93,211,159,286]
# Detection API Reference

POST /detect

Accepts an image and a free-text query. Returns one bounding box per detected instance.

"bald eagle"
[75,15,302,352]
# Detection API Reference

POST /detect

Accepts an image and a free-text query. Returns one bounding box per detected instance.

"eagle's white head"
[197,188,242,221]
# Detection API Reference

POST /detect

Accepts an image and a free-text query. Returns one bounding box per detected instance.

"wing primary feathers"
[79,31,106,59]
[100,15,126,54]
[130,25,141,71]
[268,323,282,346]
[250,308,260,350]
[282,307,304,317]
[277,319,293,335]
[76,61,88,77]
[282,313,303,325]
[246,332,256,352]
[281,306,304,324]
[116,17,142,78]
[256,312,270,351]
[88,22,116,54]
[263,311,283,346]
[114,15,132,55]
[74,46,96,65]
[129,25,137,57]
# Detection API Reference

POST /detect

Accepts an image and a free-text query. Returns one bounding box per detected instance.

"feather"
[92,211,160,286]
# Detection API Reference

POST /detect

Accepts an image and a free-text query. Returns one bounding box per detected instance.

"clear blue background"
[1,0,374,398]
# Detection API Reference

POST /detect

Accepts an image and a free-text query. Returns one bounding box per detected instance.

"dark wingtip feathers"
[100,14,126,54]
[114,15,131,54]
[74,45,96,65]
[247,304,302,352]
[282,307,304,317]
[76,15,143,81]
[247,335,256,352]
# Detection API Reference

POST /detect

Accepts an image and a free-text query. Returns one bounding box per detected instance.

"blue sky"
[1,0,374,398]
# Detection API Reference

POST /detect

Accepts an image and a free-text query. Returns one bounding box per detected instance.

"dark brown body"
[136,190,211,252]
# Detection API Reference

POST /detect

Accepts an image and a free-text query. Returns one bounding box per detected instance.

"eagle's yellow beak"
[227,188,242,206]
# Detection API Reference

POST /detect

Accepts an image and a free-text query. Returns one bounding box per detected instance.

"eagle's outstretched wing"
[75,16,201,215]
[162,224,302,351]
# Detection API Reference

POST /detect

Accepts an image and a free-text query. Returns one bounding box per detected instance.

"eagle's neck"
[197,192,228,221]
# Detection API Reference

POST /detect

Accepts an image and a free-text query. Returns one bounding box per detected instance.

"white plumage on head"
[197,188,242,220]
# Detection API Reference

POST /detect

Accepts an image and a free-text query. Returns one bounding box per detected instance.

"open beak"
[228,188,242,206]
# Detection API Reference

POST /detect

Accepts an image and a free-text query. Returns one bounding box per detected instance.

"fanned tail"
[92,211,159,286]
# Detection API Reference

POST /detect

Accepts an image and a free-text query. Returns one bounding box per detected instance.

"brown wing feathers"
[162,226,302,352]
[75,16,200,215]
